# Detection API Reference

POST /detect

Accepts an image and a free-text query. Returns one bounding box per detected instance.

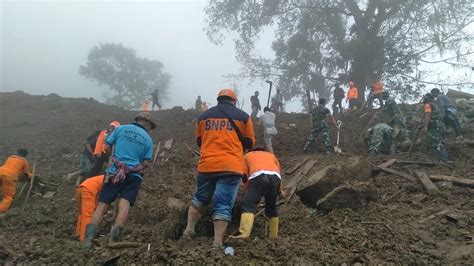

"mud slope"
[0,91,473,264]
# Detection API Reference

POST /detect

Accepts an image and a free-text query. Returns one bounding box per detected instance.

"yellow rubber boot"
[229,213,254,239]
[268,217,279,239]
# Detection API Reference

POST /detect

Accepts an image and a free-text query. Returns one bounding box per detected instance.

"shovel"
[334,120,342,153]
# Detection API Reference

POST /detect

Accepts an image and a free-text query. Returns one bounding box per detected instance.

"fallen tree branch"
[378,166,416,182]
[429,175,474,188]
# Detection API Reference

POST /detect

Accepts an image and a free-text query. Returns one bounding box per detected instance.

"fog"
[1,0,275,111]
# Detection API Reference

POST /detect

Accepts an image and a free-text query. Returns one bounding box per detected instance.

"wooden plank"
[414,171,439,195]
[377,158,397,168]
[283,159,318,203]
[285,157,309,175]
[419,208,449,223]
[395,160,436,166]
[152,141,161,166]
[429,175,474,188]
[379,166,416,182]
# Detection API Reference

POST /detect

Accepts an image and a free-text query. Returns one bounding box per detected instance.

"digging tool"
[334,120,342,153]
[265,80,273,108]
[16,181,28,199]
[306,90,313,112]
[408,116,425,154]
[23,162,36,208]
[152,141,161,166]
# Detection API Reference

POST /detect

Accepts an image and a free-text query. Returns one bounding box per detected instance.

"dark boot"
[82,224,98,249]
[436,147,449,162]
[109,225,124,243]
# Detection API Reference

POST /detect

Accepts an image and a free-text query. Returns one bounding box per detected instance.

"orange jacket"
[93,130,107,156]
[79,175,104,196]
[0,155,30,180]
[196,102,255,174]
[347,86,358,100]
[243,150,281,180]
[373,81,383,95]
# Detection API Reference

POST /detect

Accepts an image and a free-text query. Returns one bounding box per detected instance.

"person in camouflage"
[365,123,395,157]
[430,88,463,139]
[421,93,448,161]
[381,91,411,145]
[303,98,337,154]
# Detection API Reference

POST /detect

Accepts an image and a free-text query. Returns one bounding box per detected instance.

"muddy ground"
[0,91,473,264]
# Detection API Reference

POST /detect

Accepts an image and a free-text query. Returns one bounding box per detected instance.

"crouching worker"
[364,123,395,157]
[0,149,32,213]
[230,148,284,239]
[75,175,104,241]
[82,112,155,248]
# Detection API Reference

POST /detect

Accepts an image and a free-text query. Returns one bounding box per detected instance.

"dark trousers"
[332,98,343,114]
[444,111,462,136]
[87,153,109,178]
[242,174,280,217]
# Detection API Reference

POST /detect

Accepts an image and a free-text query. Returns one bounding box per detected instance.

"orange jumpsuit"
[0,155,31,212]
[75,175,104,240]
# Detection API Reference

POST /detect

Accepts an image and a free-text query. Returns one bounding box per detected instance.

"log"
[152,141,161,166]
[414,171,439,195]
[429,175,474,188]
[378,158,397,168]
[283,159,318,203]
[419,208,449,223]
[378,166,416,182]
[395,160,436,166]
[285,157,309,175]
[108,242,142,249]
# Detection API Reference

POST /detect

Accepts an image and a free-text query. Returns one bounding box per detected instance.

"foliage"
[80,43,171,109]
[205,0,474,103]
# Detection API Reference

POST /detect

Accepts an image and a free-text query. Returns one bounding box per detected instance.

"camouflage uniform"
[425,101,447,160]
[382,97,410,142]
[304,105,332,152]
[367,123,395,155]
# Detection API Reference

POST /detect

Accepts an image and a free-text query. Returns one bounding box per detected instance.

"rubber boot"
[82,223,98,249]
[229,213,254,239]
[109,225,123,243]
[268,217,279,239]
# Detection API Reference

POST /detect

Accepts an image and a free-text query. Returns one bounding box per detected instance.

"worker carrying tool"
[303,98,337,154]
[87,121,120,178]
[346,81,359,110]
[75,175,104,241]
[230,148,284,239]
[421,93,449,161]
[182,88,255,251]
[381,91,411,146]
[367,80,384,109]
[0,149,32,213]
[364,123,395,157]
[83,112,155,248]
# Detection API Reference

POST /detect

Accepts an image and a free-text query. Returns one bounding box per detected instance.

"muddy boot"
[229,213,254,239]
[82,224,98,249]
[181,230,196,240]
[436,147,449,162]
[109,225,123,243]
[268,217,279,239]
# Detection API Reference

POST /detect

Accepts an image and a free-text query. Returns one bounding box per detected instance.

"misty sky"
[1,0,276,111]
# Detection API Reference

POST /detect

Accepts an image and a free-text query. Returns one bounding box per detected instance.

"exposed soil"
[0,91,473,264]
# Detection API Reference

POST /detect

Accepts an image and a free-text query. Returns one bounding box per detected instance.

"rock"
[29,237,37,246]
[167,198,186,209]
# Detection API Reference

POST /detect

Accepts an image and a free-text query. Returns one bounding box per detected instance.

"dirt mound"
[0,92,473,264]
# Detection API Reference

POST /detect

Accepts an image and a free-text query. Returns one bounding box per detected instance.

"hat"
[217,88,237,101]
[135,112,156,129]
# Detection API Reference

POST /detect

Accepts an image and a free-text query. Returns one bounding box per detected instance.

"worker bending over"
[0,149,32,213]
[75,175,104,241]
[231,148,284,239]
[365,123,395,157]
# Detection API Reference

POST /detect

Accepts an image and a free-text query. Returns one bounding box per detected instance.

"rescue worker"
[346,81,359,110]
[87,121,120,178]
[182,88,255,250]
[151,89,161,110]
[332,83,345,115]
[303,98,337,154]
[250,91,261,119]
[367,80,384,109]
[75,175,104,241]
[421,93,448,161]
[430,88,463,139]
[67,130,100,185]
[83,112,155,248]
[381,91,411,145]
[365,123,395,157]
[230,148,284,239]
[260,107,277,153]
[0,149,32,213]
[195,96,203,111]
[271,89,284,113]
